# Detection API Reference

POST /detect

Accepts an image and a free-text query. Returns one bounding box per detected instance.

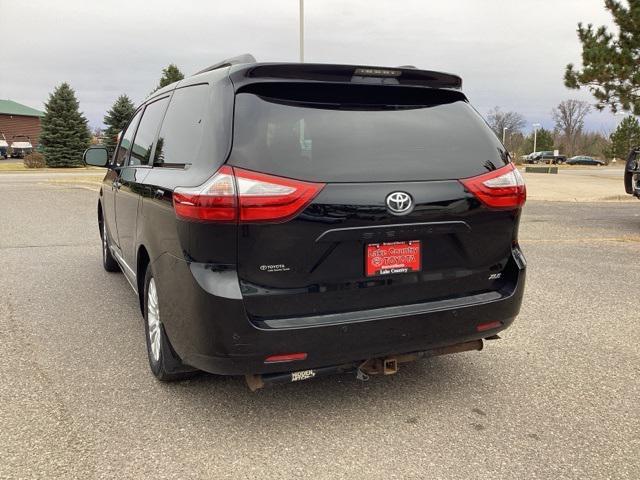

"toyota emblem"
[386,191,413,215]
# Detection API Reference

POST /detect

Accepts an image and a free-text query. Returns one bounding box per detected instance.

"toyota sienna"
[84,55,527,389]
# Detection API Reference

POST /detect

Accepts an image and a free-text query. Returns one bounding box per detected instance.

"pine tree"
[103,95,135,152]
[522,128,555,154]
[40,83,91,167]
[609,116,640,158]
[565,0,640,114]
[152,64,184,93]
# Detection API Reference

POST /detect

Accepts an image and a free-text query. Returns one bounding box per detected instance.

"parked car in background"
[9,135,33,158]
[566,156,604,166]
[624,147,639,198]
[83,56,527,389]
[524,151,549,164]
[526,151,566,164]
[0,133,8,159]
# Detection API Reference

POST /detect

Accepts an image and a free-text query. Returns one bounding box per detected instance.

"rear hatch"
[225,81,523,322]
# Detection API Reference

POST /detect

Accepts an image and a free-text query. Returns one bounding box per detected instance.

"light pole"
[532,123,541,153]
[502,127,508,144]
[299,0,304,62]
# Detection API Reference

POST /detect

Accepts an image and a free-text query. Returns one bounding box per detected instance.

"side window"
[128,97,169,166]
[114,109,143,167]
[154,84,208,167]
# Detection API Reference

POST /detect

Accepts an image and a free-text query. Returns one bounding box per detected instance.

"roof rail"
[193,54,256,76]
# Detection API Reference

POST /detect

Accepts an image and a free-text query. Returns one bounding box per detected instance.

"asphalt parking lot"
[1,176,639,479]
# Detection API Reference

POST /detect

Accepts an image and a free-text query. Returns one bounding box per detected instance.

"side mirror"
[83,147,110,167]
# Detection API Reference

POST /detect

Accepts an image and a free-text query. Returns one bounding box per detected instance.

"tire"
[143,266,198,381]
[100,217,120,272]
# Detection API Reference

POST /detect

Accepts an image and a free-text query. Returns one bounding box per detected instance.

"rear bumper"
[153,248,526,376]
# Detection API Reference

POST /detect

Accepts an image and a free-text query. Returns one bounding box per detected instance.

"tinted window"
[128,97,169,166]
[114,109,142,167]
[154,85,208,167]
[229,91,508,182]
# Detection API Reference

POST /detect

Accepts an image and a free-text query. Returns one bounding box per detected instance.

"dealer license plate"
[365,240,421,277]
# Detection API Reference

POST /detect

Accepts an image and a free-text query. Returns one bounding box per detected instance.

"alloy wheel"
[147,278,161,362]
[101,222,108,260]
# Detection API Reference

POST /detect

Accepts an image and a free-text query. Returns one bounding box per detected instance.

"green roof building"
[0,100,45,150]
[0,100,45,118]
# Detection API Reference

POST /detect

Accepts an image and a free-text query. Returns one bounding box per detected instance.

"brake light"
[173,166,325,223]
[459,163,526,209]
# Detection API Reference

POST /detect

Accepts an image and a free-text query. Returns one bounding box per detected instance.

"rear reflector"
[264,352,308,364]
[173,166,325,223]
[459,163,526,209]
[477,321,503,332]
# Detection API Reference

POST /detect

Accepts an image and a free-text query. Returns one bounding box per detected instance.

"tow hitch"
[245,339,484,391]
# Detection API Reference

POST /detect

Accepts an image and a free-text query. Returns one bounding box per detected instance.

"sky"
[0,0,620,133]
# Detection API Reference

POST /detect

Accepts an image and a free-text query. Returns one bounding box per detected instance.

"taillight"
[173,166,237,221]
[459,163,526,209]
[235,168,325,222]
[173,166,325,223]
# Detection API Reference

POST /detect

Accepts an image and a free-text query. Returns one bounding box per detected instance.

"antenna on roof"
[193,54,257,76]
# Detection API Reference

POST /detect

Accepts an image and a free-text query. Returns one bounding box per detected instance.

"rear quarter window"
[153,85,209,168]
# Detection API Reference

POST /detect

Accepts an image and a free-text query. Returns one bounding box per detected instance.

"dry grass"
[0,161,28,171]
[0,162,102,172]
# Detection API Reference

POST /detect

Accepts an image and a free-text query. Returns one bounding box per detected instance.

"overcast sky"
[0,0,618,133]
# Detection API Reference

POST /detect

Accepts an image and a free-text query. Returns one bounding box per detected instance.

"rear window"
[229,87,507,182]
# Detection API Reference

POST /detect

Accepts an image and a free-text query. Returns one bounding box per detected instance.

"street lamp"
[502,127,508,144]
[532,123,541,153]
[299,0,304,62]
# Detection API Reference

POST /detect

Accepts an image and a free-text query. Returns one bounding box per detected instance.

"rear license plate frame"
[365,240,422,277]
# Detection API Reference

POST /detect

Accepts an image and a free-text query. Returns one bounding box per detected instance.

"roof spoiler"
[230,63,462,90]
[193,54,257,76]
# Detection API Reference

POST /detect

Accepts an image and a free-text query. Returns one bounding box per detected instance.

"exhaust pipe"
[245,339,484,391]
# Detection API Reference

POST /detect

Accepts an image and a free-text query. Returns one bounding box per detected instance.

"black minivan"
[85,56,526,388]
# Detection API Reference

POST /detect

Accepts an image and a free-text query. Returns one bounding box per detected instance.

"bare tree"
[551,99,591,156]
[487,107,526,138]
[508,132,526,156]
